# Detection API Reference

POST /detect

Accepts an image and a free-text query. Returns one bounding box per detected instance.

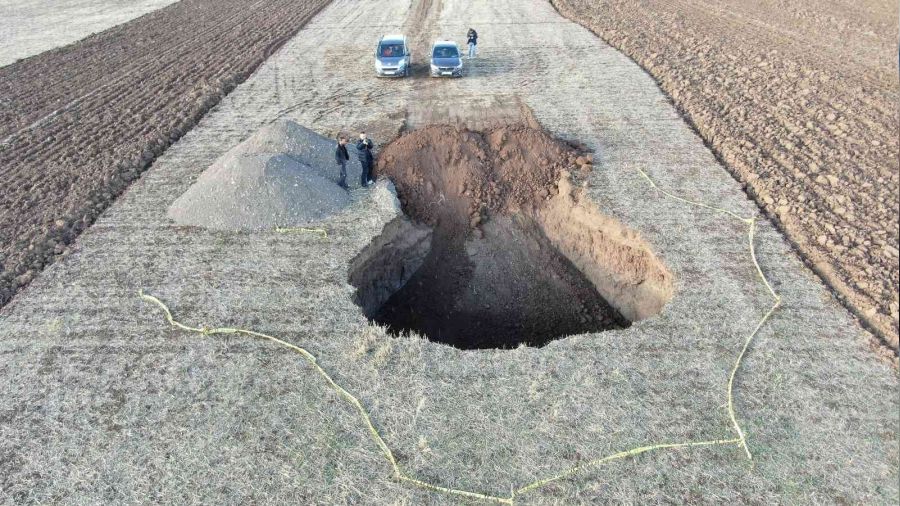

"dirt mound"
[167,120,350,230]
[377,126,573,226]
[351,125,673,349]
[237,120,344,175]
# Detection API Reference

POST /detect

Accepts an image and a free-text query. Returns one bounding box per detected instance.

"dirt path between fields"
[552,0,900,350]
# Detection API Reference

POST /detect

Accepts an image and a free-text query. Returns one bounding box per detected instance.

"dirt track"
[0,0,330,306]
[552,0,900,349]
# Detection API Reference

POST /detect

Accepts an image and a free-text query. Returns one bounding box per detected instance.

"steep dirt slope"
[0,0,177,67]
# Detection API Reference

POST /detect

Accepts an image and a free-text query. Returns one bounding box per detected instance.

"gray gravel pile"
[167,120,354,230]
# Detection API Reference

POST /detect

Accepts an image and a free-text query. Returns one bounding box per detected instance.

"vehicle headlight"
[398,58,407,68]
[375,60,383,70]
[455,61,463,69]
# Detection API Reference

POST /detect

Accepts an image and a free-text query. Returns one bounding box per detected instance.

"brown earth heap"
[351,125,673,349]
[0,0,329,307]
[551,0,900,350]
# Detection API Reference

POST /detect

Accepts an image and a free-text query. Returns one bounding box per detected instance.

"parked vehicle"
[429,41,463,77]
[374,34,410,77]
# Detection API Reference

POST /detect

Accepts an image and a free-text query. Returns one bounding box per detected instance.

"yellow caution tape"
[139,165,780,503]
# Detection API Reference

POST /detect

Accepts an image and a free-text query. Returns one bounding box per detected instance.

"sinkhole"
[348,125,674,350]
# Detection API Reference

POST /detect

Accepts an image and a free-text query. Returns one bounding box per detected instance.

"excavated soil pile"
[350,125,673,349]
[168,120,351,230]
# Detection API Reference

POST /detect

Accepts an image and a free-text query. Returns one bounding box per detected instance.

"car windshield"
[432,46,458,59]
[379,43,404,58]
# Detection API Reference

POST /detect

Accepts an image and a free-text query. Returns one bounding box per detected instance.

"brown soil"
[551,0,900,350]
[349,125,673,349]
[377,126,573,228]
[0,0,330,306]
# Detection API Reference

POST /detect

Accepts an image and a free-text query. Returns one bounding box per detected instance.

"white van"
[375,34,411,77]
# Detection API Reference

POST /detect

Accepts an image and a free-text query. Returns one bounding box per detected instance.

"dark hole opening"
[346,125,674,350]
[361,215,630,349]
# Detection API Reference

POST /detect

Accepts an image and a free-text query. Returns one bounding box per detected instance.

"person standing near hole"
[356,131,375,187]
[466,28,478,59]
[334,135,350,189]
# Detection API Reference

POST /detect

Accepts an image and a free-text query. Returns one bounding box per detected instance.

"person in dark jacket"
[334,135,350,189]
[356,131,375,187]
[466,28,478,58]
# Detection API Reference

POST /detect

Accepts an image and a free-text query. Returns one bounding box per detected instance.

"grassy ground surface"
[0,0,896,503]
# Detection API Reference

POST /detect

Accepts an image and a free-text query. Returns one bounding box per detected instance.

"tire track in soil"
[0,0,332,307]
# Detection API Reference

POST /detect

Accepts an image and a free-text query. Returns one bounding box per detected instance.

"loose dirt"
[552,0,900,349]
[168,120,352,230]
[351,125,672,349]
[377,126,575,226]
[0,0,329,307]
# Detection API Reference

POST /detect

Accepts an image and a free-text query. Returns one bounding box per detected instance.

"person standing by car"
[466,28,478,58]
[334,135,350,189]
[356,132,375,187]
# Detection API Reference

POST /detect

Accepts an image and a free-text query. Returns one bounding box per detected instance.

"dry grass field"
[0,0,896,504]
[0,0,178,67]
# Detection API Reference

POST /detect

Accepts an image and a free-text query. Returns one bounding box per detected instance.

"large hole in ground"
[349,125,674,350]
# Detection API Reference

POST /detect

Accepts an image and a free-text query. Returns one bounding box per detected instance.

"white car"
[374,34,411,77]
[429,41,463,77]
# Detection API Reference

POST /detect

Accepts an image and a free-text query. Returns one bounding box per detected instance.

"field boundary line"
[139,165,780,503]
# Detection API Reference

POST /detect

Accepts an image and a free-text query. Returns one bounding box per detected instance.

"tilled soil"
[0,0,177,67]
[0,0,896,502]
[551,0,900,349]
[367,125,629,349]
[0,0,330,306]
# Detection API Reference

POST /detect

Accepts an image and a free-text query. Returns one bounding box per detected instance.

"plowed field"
[0,0,177,67]
[0,0,330,305]
[553,0,900,349]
